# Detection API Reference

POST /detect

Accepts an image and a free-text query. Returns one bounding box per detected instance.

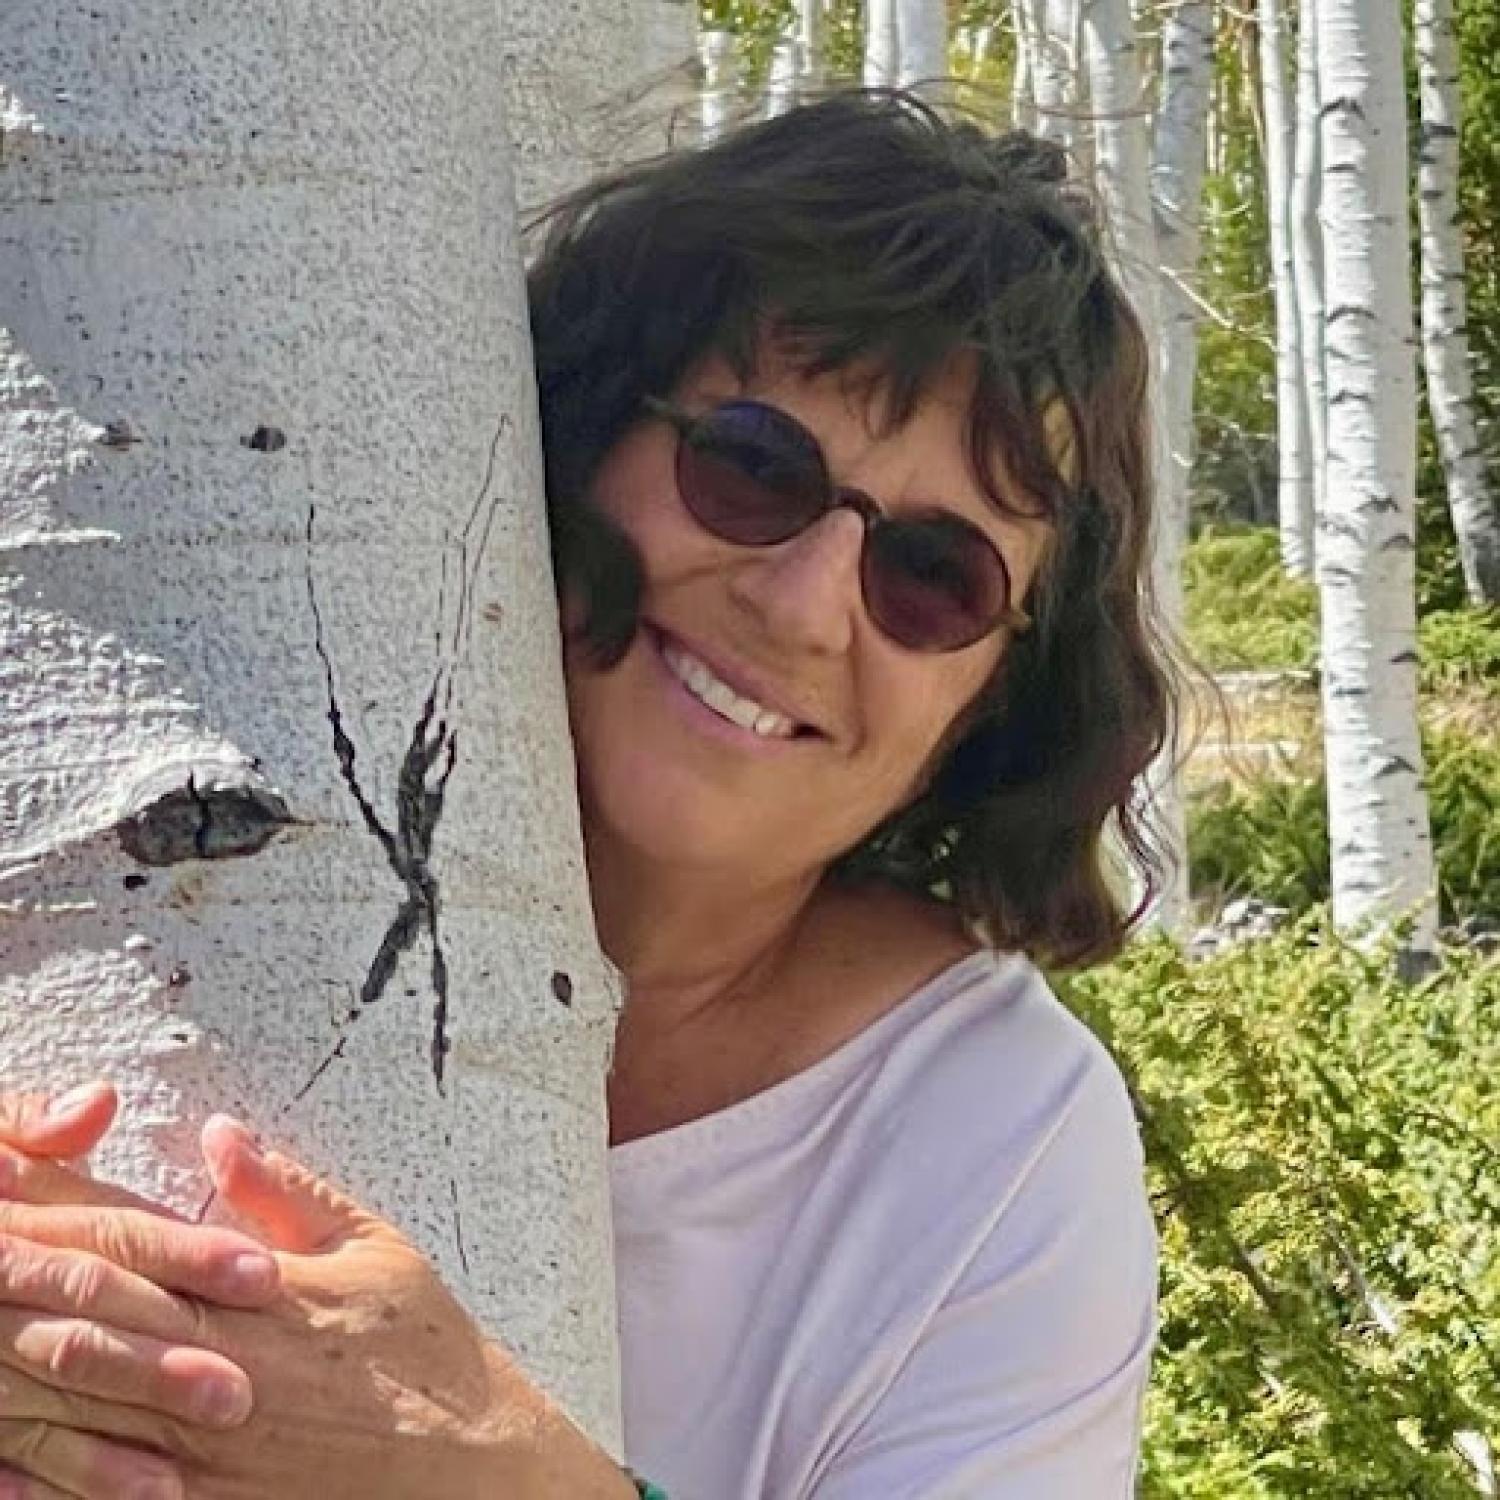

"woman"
[0,92,1171,1497]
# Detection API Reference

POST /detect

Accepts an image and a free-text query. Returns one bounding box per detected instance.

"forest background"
[692,0,1500,1493]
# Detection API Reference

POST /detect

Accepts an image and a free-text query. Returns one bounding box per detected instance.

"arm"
[0,1088,637,1500]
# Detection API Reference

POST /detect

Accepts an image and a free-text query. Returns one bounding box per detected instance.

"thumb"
[200,1116,391,1255]
[0,1081,118,1161]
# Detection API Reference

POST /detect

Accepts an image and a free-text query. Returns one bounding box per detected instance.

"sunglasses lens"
[678,402,827,545]
[863,514,1009,652]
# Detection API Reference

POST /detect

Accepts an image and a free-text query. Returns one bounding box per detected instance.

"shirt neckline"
[609,948,1006,1172]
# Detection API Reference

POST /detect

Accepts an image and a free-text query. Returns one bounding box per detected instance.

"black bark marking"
[551,970,574,1007]
[301,415,509,1096]
[449,1170,471,1276]
[123,873,149,890]
[242,425,287,453]
[118,778,292,866]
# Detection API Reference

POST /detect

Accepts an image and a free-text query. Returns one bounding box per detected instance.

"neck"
[584,821,825,1033]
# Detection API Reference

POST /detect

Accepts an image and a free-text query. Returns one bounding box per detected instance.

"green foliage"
[1183,528,1318,673]
[1419,607,1500,695]
[1188,725,1500,929]
[1065,929,1500,1498]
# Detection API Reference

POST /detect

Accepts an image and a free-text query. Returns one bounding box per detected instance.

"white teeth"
[663,641,799,739]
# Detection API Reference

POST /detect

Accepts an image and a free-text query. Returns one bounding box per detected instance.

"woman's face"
[564,349,1050,889]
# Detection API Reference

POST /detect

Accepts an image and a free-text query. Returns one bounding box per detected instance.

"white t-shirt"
[611,949,1157,1499]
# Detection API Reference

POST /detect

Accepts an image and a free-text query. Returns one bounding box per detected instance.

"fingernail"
[196,1375,253,1427]
[228,1250,278,1295]
[47,1082,105,1122]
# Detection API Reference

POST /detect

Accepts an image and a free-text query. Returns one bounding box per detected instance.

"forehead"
[675,346,1056,597]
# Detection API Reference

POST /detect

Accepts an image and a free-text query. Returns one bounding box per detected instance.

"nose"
[726,504,868,655]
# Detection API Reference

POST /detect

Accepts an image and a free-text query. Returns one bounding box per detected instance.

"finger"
[0,1156,169,1220]
[0,1363,209,1465]
[0,1089,117,1166]
[0,1088,116,1162]
[0,1237,207,1346]
[0,1211,278,1309]
[202,1116,388,1255]
[0,1462,72,1499]
[0,1425,183,1500]
[0,1310,251,1431]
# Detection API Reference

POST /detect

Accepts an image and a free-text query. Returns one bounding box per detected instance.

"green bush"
[1189,726,1500,928]
[1065,928,1500,1498]
[1420,607,1500,695]
[1184,528,1319,673]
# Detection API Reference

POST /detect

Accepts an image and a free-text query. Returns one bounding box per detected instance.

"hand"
[0,1091,633,1500]
[0,1084,281,1498]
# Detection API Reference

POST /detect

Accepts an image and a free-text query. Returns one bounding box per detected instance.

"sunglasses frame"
[644,396,1032,653]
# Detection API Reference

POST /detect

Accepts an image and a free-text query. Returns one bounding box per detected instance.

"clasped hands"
[0,1084,623,1500]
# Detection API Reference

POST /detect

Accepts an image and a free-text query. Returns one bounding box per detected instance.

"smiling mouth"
[650,628,819,741]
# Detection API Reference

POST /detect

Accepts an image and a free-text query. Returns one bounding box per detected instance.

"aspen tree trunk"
[765,38,800,118]
[1016,0,1082,151]
[896,0,949,90]
[1079,0,1188,929]
[1151,0,1213,622]
[1290,0,1326,571]
[699,31,740,143]
[864,0,901,86]
[1414,0,1500,604]
[1,0,625,1449]
[1260,0,1315,576]
[1314,0,1438,953]
[795,0,827,94]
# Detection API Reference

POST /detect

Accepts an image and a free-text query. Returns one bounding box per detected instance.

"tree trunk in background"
[1079,0,1188,930]
[1,0,625,1451]
[864,0,901,86]
[765,38,800,117]
[795,0,827,94]
[896,0,948,90]
[1151,0,1213,621]
[504,0,695,212]
[1290,0,1326,576]
[1414,0,1500,604]
[1259,0,1315,576]
[699,30,741,143]
[1016,0,1082,152]
[1314,0,1437,955]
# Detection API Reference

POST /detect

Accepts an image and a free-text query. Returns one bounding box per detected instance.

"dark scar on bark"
[118,778,293,866]
[301,413,509,1095]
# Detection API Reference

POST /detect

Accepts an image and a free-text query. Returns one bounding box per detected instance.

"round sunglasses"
[646,397,1030,653]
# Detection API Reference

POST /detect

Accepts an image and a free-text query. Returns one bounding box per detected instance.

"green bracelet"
[625,1468,669,1500]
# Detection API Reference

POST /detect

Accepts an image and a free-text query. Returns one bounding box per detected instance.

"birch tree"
[1314,0,1438,953]
[896,0,949,88]
[1289,0,1327,577]
[1414,0,1500,604]
[1260,0,1316,575]
[1,0,634,1450]
[864,0,901,86]
[699,30,741,143]
[1076,0,1190,929]
[1151,0,1214,628]
[1015,0,1084,152]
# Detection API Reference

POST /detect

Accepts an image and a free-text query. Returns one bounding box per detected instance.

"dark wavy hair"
[527,90,1180,968]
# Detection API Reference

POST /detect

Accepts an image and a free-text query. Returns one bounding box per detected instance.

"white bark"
[795,0,826,93]
[1080,0,1187,930]
[896,0,948,91]
[1290,0,1326,575]
[1414,0,1500,604]
[1017,0,1083,151]
[503,0,696,212]
[1151,0,1213,609]
[1314,0,1438,951]
[765,38,800,118]
[1260,0,1315,577]
[864,0,901,86]
[698,30,740,144]
[1,0,624,1449]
